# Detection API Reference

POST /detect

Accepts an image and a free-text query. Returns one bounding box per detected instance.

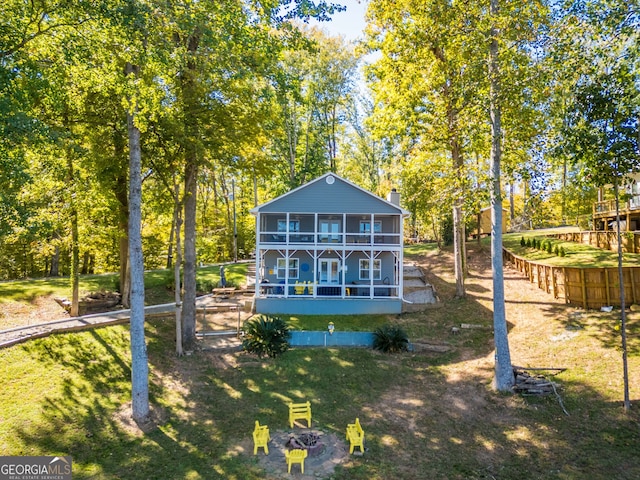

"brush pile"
[513,368,562,396]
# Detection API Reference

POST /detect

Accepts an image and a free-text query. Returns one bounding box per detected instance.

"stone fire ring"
[253,428,352,477]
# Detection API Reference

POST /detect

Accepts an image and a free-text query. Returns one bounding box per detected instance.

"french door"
[319,259,340,284]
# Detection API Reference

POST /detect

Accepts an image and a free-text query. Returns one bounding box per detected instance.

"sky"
[308,0,368,41]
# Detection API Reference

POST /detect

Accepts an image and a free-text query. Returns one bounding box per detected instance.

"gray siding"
[258,176,401,214]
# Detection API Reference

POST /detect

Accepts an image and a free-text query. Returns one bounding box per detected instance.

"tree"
[366,0,495,298]
[169,1,347,349]
[552,0,639,410]
[125,62,150,423]
[488,0,513,392]
[563,67,640,410]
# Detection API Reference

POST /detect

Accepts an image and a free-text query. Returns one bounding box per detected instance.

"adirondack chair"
[253,420,270,455]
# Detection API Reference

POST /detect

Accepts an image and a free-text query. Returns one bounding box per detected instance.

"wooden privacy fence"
[551,231,640,254]
[503,249,640,309]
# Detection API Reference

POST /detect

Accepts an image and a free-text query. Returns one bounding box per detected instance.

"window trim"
[277,219,300,232]
[359,258,381,281]
[319,219,341,242]
[277,257,299,279]
[359,220,382,234]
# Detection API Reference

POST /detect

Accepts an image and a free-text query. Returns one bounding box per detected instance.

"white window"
[359,220,381,234]
[319,220,341,242]
[277,258,299,279]
[359,259,381,280]
[278,219,300,232]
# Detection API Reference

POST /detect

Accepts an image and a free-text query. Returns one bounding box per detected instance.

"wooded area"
[1,1,638,347]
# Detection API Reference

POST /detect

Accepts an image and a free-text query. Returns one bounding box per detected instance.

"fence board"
[503,249,639,309]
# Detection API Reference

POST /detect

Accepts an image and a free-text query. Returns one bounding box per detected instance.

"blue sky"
[309,0,368,41]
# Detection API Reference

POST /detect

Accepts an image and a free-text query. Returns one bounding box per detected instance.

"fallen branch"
[551,382,570,416]
[513,365,567,373]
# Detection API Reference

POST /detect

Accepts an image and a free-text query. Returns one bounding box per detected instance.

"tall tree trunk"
[173,179,184,356]
[180,32,200,350]
[286,101,298,185]
[489,0,513,391]
[126,62,150,423]
[166,217,175,269]
[614,181,630,411]
[114,130,130,308]
[182,153,197,349]
[65,143,80,317]
[451,136,466,298]
[50,244,60,276]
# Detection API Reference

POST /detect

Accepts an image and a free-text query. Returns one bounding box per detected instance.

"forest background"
[1,1,638,291]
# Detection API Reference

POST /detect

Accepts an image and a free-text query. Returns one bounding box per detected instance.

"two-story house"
[250,173,410,315]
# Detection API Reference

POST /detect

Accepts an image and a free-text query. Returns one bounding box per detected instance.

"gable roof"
[251,173,410,216]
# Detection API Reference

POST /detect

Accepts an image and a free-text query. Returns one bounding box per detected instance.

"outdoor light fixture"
[328,322,335,335]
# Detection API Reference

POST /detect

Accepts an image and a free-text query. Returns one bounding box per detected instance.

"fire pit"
[285,432,324,457]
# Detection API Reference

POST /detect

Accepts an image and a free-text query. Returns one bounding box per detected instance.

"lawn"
[503,231,640,268]
[0,263,249,305]
[1,245,640,479]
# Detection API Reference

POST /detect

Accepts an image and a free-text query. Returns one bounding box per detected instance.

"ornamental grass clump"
[373,325,409,353]
[242,315,290,358]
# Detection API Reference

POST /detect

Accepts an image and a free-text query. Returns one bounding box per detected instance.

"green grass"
[3,244,640,478]
[283,314,391,331]
[0,263,249,305]
[504,232,640,267]
[2,310,640,479]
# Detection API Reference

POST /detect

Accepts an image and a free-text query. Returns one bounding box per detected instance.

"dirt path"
[421,245,575,348]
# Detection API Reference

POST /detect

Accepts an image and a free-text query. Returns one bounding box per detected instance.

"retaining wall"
[503,249,640,309]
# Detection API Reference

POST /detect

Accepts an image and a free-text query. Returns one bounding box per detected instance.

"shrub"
[554,245,560,255]
[196,278,219,293]
[373,325,409,353]
[520,236,526,247]
[242,315,290,358]
[560,247,566,257]
[526,238,532,247]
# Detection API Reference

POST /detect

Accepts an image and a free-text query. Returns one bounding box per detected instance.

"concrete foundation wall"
[255,297,402,315]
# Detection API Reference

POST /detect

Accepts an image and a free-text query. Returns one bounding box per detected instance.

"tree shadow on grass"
[10,244,640,479]
[9,315,640,479]
[552,308,640,355]
[14,322,265,479]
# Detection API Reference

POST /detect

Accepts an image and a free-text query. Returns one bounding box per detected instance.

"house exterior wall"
[256,297,402,315]
[252,174,408,315]
[476,208,508,236]
[258,177,401,214]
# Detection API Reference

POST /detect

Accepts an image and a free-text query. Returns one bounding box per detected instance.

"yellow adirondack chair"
[285,448,308,474]
[346,418,365,454]
[253,420,270,455]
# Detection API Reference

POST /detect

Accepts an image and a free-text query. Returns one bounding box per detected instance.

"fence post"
[604,268,610,306]
[580,269,587,309]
